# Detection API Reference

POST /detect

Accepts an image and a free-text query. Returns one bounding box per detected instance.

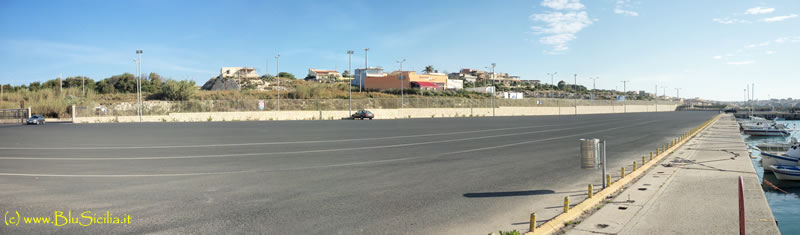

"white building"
[446,79,463,90]
[306,68,342,82]
[220,67,259,79]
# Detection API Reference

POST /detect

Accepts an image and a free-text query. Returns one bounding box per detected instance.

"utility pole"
[363,48,369,93]
[58,74,62,94]
[136,50,143,122]
[621,80,629,113]
[276,53,281,111]
[588,77,599,100]
[347,50,354,115]
[397,58,406,108]
[547,72,557,88]
[675,88,681,99]
[82,76,85,96]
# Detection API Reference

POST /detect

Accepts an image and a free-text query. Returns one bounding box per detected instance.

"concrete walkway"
[568,115,780,235]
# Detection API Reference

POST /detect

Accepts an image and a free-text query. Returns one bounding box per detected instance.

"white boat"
[761,138,800,172]
[755,142,791,152]
[743,124,790,136]
[771,165,800,181]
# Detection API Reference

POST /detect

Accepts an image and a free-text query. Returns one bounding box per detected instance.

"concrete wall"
[73,104,679,123]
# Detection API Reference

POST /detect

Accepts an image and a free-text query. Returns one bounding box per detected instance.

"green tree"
[28,82,41,91]
[342,70,351,78]
[95,80,115,94]
[157,80,196,101]
[557,80,566,90]
[277,72,296,80]
[142,72,163,93]
[422,65,435,74]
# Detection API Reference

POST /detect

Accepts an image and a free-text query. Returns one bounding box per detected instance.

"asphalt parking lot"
[0,111,716,234]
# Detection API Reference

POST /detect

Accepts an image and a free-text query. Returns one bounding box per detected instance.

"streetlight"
[347,50,354,115]
[396,58,406,108]
[621,80,629,113]
[275,53,280,111]
[363,48,369,93]
[547,72,557,87]
[135,50,143,122]
[675,88,682,99]
[491,63,496,116]
[588,77,599,100]
[574,74,578,115]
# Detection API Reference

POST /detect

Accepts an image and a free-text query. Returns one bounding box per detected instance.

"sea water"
[744,120,800,234]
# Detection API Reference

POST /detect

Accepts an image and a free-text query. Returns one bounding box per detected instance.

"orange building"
[364,71,448,90]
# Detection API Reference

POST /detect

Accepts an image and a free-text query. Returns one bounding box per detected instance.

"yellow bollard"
[663,145,666,152]
[529,213,537,232]
[563,196,570,213]
[633,161,637,171]
[607,174,611,186]
[650,152,654,160]
[621,167,626,178]
[588,184,593,198]
[642,156,646,165]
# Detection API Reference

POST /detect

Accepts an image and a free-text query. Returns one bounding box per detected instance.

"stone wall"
[73,104,679,123]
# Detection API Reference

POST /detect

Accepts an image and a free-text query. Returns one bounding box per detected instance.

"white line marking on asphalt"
[0,119,617,150]
[0,119,656,177]
[0,119,636,160]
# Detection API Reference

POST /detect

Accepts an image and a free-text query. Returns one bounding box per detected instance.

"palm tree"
[422,65,435,74]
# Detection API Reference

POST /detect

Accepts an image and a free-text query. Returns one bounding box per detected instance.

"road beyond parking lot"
[0,112,716,234]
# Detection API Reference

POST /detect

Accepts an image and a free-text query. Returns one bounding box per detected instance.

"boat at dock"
[761,138,799,172]
[771,165,800,181]
[743,123,790,136]
[755,142,792,152]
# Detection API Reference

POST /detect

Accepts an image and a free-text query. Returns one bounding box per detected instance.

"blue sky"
[0,0,798,101]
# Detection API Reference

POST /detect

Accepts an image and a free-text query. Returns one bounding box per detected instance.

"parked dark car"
[27,115,46,125]
[351,110,374,120]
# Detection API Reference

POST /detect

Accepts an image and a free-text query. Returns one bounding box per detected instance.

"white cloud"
[745,41,770,48]
[614,0,638,16]
[765,50,776,55]
[712,55,723,60]
[774,36,800,43]
[762,14,798,22]
[531,10,593,52]
[745,6,776,15]
[541,0,584,10]
[713,17,750,24]
[727,61,755,65]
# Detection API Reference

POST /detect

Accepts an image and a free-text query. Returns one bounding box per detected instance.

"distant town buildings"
[305,68,342,82]
[351,67,387,89]
[363,71,448,91]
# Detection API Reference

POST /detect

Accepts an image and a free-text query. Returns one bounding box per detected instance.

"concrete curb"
[526,113,722,235]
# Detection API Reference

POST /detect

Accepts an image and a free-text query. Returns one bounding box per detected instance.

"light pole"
[621,80,629,113]
[588,77,599,100]
[491,63,496,116]
[135,50,143,122]
[275,53,280,111]
[347,50,354,115]
[397,58,406,107]
[655,84,658,112]
[574,74,578,115]
[547,72,557,89]
[675,88,681,99]
[363,48,369,93]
